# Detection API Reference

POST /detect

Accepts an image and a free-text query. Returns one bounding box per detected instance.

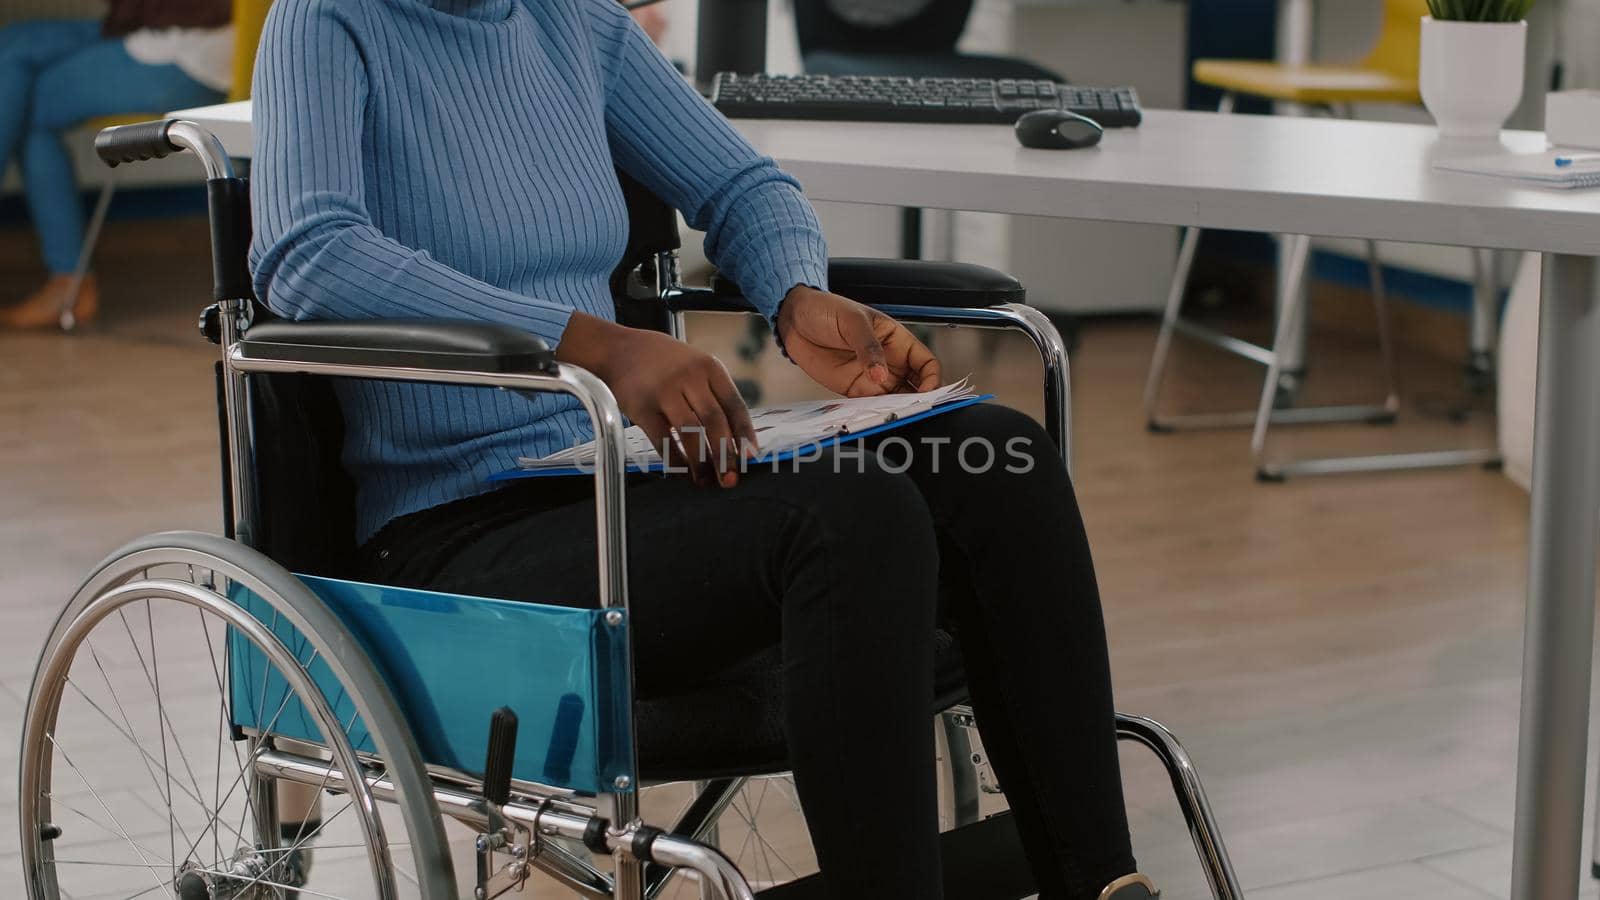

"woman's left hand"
[776,286,943,397]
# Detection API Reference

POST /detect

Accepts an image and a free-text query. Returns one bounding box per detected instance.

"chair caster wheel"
[1147,421,1173,434]
[1256,468,1286,484]
[1465,352,1495,395]
[1367,411,1399,426]
[1273,370,1304,410]
[1482,457,1505,472]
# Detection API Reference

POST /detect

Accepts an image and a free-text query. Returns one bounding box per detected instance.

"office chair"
[1145,0,1503,480]
[58,0,274,330]
[794,0,1063,82]
[22,117,1246,900]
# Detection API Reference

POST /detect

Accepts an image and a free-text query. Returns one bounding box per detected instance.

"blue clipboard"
[490,394,995,481]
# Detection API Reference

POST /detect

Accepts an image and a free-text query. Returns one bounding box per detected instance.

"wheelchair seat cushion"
[637,628,969,781]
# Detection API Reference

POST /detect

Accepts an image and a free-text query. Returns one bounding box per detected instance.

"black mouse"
[1014,109,1104,150]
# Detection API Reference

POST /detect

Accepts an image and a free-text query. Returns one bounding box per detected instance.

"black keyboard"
[709,72,1143,128]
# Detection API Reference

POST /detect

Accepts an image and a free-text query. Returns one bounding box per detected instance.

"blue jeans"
[0,20,225,274]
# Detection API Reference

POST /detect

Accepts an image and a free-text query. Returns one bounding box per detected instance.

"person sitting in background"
[0,0,233,329]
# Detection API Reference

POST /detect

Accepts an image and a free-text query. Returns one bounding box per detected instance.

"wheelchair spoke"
[195,868,351,900]
[145,601,179,886]
[46,735,175,899]
[44,791,176,865]
[113,607,209,860]
[121,882,174,900]
[54,859,174,869]
[81,643,194,847]
[62,674,254,856]
[198,608,227,868]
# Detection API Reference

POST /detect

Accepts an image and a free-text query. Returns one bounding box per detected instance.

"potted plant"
[1421,0,1534,140]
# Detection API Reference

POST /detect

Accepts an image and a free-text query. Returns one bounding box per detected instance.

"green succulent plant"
[1426,0,1535,21]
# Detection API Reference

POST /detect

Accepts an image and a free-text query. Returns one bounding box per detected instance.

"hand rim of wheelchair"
[18,531,456,900]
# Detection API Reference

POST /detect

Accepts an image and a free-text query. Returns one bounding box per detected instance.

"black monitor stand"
[694,0,769,92]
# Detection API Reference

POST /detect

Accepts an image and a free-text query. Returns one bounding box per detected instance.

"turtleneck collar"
[416,0,515,21]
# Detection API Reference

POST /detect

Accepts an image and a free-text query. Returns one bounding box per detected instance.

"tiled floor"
[0,216,1583,898]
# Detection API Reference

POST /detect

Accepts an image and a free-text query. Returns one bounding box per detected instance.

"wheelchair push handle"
[95,118,235,180]
[96,119,250,302]
[95,119,181,167]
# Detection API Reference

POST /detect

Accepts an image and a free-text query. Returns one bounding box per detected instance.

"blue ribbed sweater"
[250,0,830,543]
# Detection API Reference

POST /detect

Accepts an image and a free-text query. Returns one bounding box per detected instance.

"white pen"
[1554,152,1600,168]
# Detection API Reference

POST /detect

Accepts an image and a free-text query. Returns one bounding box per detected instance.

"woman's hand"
[558,312,757,488]
[776,286,942,397]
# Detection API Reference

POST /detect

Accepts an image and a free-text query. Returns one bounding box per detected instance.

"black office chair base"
[754,812,1036,900]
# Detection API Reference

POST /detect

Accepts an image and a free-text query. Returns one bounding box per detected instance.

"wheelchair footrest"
[753,811,1036,900]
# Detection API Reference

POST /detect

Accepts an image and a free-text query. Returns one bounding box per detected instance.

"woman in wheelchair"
[249,0,1157,897]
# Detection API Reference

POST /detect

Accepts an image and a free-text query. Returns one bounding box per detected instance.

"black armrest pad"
[828,258,1025,307]
[701,258,1026,311]
[238,319,556,374]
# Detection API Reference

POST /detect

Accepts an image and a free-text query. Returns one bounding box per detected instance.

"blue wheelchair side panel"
[228,575,636,795]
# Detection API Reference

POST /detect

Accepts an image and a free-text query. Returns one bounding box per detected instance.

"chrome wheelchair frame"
[19,120,1244,900]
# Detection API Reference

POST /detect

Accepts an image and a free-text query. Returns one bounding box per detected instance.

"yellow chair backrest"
[228,0,275,101]
[1363,0,1429,80]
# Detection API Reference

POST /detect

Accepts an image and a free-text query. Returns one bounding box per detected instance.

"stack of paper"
[1433,150,1600,189]
[513,378,984,475]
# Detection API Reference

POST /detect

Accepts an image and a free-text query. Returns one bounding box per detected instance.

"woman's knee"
[760,456,941,586]
[899,404,1062,481]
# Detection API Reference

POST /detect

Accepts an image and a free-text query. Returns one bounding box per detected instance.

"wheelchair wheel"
[19,531,455,900]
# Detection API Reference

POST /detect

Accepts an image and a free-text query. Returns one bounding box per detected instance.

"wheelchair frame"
[21,119,1244,900]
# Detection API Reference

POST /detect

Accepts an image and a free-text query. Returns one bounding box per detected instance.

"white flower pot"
[1420,17,1528,141]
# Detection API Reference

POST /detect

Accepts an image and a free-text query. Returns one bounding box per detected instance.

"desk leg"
[1511,253,1600,900]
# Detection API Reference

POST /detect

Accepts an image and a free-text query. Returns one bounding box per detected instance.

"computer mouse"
[1014,109,1104,150]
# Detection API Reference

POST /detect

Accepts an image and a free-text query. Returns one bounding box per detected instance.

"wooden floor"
[0,216,1581,899]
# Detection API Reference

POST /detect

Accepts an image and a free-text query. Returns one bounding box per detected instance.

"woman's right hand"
[557,312,758,488]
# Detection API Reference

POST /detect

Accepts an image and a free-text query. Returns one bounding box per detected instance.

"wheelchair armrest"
[827,258,1026,308]
[690,258,1026,313]
[237,319,557,374]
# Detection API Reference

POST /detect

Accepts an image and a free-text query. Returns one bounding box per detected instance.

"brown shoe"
[1098,873,1161,900]
[0,274,99,330]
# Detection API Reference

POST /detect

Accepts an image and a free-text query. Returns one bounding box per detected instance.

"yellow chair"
[1144,0,1499,480]
[1192,0,1427,109]
[60,0,273,329]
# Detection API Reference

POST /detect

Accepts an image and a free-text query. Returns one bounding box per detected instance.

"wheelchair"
[18,119,1245,900]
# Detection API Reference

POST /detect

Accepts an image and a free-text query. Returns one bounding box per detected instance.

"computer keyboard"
[709,72,1143,128]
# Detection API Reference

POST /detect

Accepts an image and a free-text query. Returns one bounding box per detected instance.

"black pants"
[360,404,1136,900]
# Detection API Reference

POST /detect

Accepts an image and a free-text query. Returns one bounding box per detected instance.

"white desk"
[172,98,1600,899]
